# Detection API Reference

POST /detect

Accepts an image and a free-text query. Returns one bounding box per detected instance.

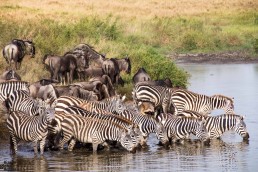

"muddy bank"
[169,51,258,64]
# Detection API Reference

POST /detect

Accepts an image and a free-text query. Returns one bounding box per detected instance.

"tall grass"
[0,0,257,91]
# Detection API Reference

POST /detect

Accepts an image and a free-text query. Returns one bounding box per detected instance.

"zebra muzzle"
[243,133,250,140]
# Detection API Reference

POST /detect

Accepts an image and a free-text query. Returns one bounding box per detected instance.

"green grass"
[0,9,257,93]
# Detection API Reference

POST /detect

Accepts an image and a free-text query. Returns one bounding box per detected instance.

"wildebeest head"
[24,40,35,57]
[1,69,21,81]
[124,56,131,74]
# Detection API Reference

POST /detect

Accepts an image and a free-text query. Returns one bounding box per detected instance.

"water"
[1,63,258,171]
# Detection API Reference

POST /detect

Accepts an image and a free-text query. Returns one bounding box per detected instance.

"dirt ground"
[169,51,258,64]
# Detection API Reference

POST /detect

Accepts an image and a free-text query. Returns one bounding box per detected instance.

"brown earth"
[168,51,258,64]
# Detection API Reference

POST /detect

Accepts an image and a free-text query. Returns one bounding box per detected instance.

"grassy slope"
[0,0,257,90]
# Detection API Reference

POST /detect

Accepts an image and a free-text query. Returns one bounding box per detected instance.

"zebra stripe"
[5,90,41,116]
[6,108,55,155]
[157,113,210,143]
[132,83,174,113]
[0,81,29,101]
[171,89,235,115]
[116,109,168,146]
[58,114,137,152]
[54,96,86,113]
[175,110,249,140]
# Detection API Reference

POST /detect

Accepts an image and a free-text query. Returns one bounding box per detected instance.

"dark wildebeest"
[73,43,105,67]
[132,67,151,85]
[29,79,60,99]
[102,58,121,85]
[89,75,117,97]
[2,39,35,70]
[63,49,89,81]
[0,69,21,82]
[83,66,104,80]
[53,85,99,101]
[114,56,131,74]
[139,78,173,88]
[43,54,78,85]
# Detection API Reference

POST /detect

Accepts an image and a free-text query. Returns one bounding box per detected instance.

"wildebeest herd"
[0,39,249,155]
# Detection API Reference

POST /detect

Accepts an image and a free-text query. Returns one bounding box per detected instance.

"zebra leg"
[9,134,18,154]
[33,141,38,155]
[58,134,72,150]
[39,139,46,155]
[68,139,76,151]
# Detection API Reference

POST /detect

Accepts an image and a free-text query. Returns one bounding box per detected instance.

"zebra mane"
[210,94,234,103]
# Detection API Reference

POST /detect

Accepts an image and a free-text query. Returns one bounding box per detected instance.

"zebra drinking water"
[177,110,249,140]
[58,114,137,153]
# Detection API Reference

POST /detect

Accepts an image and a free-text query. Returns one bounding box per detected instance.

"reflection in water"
[4,155,48,171]
[0,64,258,171]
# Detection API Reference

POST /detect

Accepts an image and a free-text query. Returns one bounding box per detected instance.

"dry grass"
[1,0,256,22]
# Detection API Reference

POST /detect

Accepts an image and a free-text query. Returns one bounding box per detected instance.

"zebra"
[6,107,55,155]
[0,81,29,102]
[54,95,126,114]
[132,83,175,114]
[48,106,141,148]
[58,114,137,153]
[156,113,210,144]
[116,108,169,146]
[171,89,235,115]
[177,111,249,140]
[4,89,42,116]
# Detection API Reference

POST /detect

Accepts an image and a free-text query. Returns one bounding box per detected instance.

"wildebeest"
[29,79,60,99]
[115,56,131,74]
[53,85,99,101]
[73,43,105,67]
[132,67,151,85]
[43,54,78,85]
[89,75,117,98]
[0,69,21,82]
[137,78,173,88]
[102,58,120,85]
[63,49,89,81]
[2,39,35,70]
[83,66,104,80]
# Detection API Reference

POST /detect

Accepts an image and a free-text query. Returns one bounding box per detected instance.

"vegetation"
[0,0,257,91]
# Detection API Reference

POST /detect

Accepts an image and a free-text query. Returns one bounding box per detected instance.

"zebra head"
[211,95,235,114]
[195,117,210,144]
[44,107,56,124]
[235,115,249,140]
[120,129,137,153]
[107,95,127,114]
[155,122,169,146]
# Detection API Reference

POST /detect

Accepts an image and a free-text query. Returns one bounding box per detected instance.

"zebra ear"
[137,101,142,106]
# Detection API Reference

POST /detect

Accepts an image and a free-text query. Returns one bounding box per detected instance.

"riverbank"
[169,51,258,64]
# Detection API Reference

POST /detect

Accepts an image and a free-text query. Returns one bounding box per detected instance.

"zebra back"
[132,83,173,113]
[5,89,40,116]
[163,116,210,142]
[0,81,29,101]
[54,96,87,113]
[59,114,137,152]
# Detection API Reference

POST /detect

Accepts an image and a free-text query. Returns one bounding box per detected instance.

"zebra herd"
[0,79,249,156]
[0,40,250,156]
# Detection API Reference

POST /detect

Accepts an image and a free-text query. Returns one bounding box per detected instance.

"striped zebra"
[177,111,249,140]
[58,114,137,153]
[5,89,42,116]
[171,89,235,115]
[54,95,126,114]
[132,83,174,114]
[0,81,29,102]
[116,108,169,146]
[6,108,55,155]
[157,113,210,144]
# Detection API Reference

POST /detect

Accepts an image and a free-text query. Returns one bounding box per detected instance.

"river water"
[0,63,258,171]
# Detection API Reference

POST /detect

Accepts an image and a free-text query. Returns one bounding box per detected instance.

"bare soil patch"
[169,51,258,64]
